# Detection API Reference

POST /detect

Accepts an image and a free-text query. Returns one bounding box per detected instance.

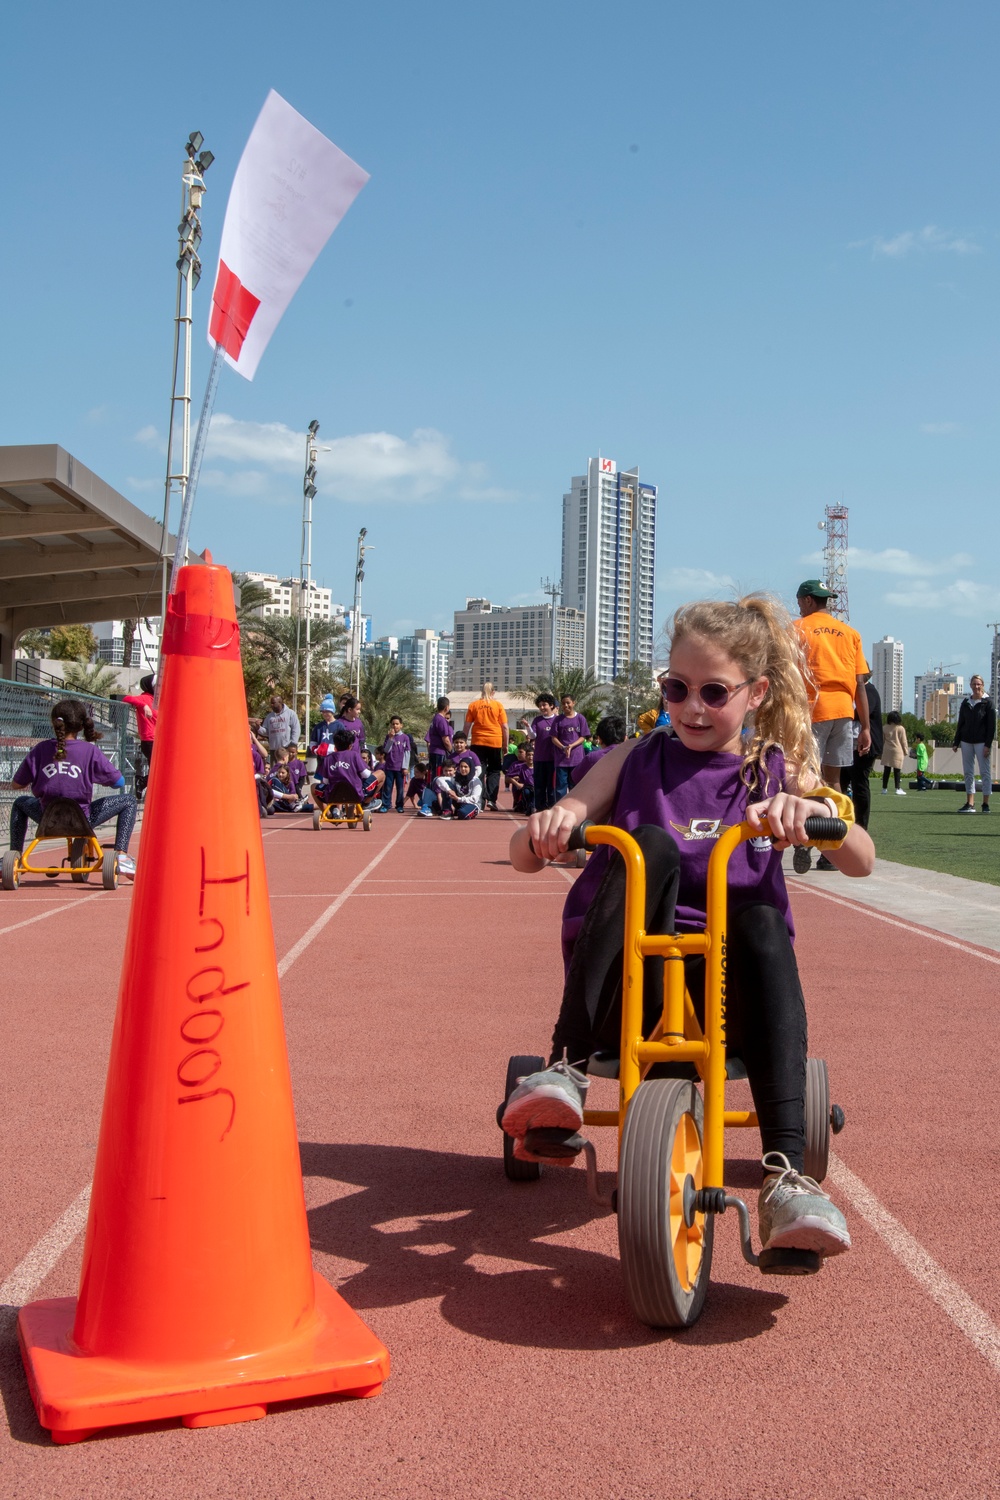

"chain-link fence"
[0,679,140,846]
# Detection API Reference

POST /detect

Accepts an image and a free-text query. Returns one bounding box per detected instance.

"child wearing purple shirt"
[425,696,454,778]
[570,714,627,787]
[503,595,876,1268]
[8,698,138,876]
[382,715,411,813]
[528,694,559,812]
[552,695,589,801]
[312,730,379,809]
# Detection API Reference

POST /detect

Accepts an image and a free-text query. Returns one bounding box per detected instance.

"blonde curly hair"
[668,593,819,793]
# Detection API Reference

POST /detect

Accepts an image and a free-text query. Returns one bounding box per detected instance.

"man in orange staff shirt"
[793,579,871,872]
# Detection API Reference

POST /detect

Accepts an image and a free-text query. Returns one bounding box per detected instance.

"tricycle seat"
[35,798,96,840]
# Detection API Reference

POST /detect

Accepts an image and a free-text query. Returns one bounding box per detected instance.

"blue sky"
[3,1,997,697]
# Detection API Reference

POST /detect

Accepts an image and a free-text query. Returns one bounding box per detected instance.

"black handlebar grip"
[802,815,848,842]
[567,820,594,851]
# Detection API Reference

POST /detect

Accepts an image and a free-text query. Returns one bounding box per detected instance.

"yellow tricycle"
[1,797,120,891]
[312,784,372,832]
[500,813,846,1328]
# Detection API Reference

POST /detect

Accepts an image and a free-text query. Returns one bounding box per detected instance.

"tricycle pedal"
[522,1126,586,1160]
[758,1246,822,1276]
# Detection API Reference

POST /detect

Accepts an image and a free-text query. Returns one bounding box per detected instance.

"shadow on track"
[302,1142,786,1351]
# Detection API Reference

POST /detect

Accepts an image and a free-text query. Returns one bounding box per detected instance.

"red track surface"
[2,805,999,1498]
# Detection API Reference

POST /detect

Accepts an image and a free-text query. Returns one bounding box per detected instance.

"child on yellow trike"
[502,596,875,1327]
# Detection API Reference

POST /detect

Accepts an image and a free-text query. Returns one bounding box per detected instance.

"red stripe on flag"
[209,261,261,360]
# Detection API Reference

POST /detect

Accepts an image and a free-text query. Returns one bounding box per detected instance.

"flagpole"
[167,339,226,599]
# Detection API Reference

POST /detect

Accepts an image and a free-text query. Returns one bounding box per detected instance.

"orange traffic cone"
[18,563,388,1443]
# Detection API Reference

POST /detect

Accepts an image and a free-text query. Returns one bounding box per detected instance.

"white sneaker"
[881,789,888,795]
[896,790,907,796]
[758,1153,851,1257]
[117,853,137,880]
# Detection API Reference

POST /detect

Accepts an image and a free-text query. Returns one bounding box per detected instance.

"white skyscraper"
[871,636,904,714]
[561,457,657,682]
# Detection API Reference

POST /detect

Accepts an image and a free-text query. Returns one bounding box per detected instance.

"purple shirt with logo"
[553,712,589,768]
[426,713,453,754]
[530,713,559,764]
[15,738,123,815]
[332,716,366,752]
[561,733,791,970]
[319,743,369,800]
[382,730,410,772]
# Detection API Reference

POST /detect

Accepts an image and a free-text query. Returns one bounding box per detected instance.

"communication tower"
[989,622,1000,711]
[819,504,849,621]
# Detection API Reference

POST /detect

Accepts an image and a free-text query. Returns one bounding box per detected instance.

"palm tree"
[61,658,121,696]
[348,656,433,745]
[525,663,609,726]
[232,575,348,715]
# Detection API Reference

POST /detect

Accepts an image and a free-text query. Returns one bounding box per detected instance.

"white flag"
[208,90,369,380]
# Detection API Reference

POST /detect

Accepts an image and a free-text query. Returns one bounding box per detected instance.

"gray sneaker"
[758,1152,851,1258]
[792,846,812,874]
[501,1059,588,1137]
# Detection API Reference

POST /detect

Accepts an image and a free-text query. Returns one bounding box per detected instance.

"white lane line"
[793,882,1000,967]
[277,819,411,978]
[0,1185,92,1308]
[1,822,411,1306]
[0,892,105,938]
[829,1154,1000,1375]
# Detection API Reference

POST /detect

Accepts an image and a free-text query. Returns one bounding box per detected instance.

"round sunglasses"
[660,677,753,709]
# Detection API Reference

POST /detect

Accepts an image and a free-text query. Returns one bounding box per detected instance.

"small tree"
[607,660,660,730]
[525,663,609,726]
[48,625,98,661]
[61,658,120,696]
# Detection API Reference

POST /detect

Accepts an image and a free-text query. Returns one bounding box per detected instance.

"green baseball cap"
[796,578,837,600]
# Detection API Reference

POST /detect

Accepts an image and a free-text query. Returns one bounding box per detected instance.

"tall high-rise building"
[870,636,904,714]
[914,668,963,721]
[396,628,453,700]
[450,600,584,694]
[561,456,656,681]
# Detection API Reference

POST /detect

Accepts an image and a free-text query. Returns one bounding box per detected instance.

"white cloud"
[134,424,167,454]
[800,547,974,578]
[850,225,983,259]
[657,566,736,596]
[921,421,960,435]
[884,578,1000,619]
[200,414,511,505]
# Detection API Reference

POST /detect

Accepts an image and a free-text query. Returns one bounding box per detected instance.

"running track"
[1,804,998,1498]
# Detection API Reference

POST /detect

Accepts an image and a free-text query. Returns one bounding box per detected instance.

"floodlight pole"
[159,132,213,627]
[541,575,562,675]
[350,528,372,700]
[298,421,320,736]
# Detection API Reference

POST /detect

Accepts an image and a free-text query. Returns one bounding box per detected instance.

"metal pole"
[540,575,562,677]
[302,423,319,739]
[351,528,370,700]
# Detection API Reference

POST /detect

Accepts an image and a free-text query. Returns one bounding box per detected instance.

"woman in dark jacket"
[954,675,995,813]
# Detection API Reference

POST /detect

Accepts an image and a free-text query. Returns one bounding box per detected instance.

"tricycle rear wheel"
[618,1079,714,1328]
[502,1054,545,1182]
[804,1057,831,1183]
[1,851,20,891]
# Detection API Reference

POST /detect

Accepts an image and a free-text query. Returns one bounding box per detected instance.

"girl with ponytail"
[7,699,138,878]
[504,593,873,1267]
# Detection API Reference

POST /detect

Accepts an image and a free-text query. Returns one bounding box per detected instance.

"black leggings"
[882,766,901,791]
[549,825,807,1170]
[478,746,503,807]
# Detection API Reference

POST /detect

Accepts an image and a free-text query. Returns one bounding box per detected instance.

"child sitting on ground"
[503,594,875,1264]
[405,761,428,808]
[268,761,307,812]
[422,756,483,819]
[508,743,535,815]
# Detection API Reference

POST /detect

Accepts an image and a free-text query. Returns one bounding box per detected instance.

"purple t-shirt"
[517,764,535,789]
[530,713,559,764]
[426,713,453,754]
[286,756,306,794]
[332,716,366,752]
[15,738,122,814]
[319,744,369,800]
[571,744,611,786]
[382,731,410,771]
[452,746,480,770]
[561,733,792,971]
[553,712,589,768]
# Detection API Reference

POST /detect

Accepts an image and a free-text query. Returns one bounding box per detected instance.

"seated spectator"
[251,726,274,818]
[571,714,627,787]
[405,761,428,808]
[508,743,535,815]
[268,761,307,812]
[422,756,483,819]
[312,728,381,813]
[282,745,308,800]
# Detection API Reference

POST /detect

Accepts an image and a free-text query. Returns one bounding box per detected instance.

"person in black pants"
[839,675,883,836]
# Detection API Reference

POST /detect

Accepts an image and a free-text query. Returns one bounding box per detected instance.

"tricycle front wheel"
[618,1079,714,1328]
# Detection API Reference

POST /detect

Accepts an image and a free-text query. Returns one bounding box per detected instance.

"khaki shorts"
[813,718,854,768]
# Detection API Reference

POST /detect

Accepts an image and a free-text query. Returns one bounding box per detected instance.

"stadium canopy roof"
[0,444,201,677]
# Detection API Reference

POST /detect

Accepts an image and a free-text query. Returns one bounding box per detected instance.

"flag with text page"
[208,90,369,380]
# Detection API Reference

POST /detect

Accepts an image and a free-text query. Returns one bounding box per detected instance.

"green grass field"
[866,783,998,886]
